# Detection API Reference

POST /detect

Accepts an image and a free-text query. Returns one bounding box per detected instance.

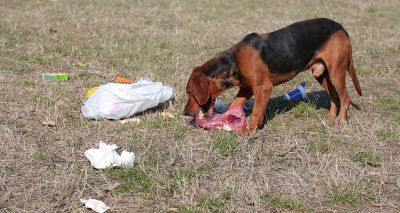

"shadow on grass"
[261,90,330,121]
[242,90,330,129]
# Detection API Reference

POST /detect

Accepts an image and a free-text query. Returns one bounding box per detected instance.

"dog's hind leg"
[314,31,353,125]
[311,63,339,118]
[322,56,351,126]
[329,63,351,126]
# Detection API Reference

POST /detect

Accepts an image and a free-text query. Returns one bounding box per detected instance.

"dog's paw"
[332,117,348,128]
[324,112,336,120]
[238,127,256,136]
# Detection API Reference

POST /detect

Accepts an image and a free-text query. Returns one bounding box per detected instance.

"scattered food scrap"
[41,120,56,127]
[119,118,141,124]
[161,111,175,118]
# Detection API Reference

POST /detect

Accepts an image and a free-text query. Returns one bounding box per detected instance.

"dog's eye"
[221,80,233,88]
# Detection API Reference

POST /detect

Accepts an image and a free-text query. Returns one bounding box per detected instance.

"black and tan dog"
[184,18,362,132]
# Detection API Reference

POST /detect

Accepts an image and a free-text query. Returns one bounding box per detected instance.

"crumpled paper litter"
[80,198,110,213]
[84,141,135,169]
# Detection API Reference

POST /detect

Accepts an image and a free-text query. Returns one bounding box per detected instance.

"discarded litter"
[84,141,135,169]
[367,48,377,55]
[42,73,69,81]
[81,77,173,120]
[84,86,99,102]
[80,198,110,213]
[243,98,254,113]
[161,111,175,118]
[41,120,56,127]
[195,106,246,132]
[115,76,134,84]
[214,99,229,114]
[119,118,141,124]
[283,82,308,101]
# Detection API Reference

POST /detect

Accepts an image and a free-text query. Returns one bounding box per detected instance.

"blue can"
[283,82,308,101]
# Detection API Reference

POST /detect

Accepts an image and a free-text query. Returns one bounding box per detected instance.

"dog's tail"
[348,50,363,96]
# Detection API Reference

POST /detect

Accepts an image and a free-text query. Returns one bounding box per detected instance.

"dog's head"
[183,54,239,116]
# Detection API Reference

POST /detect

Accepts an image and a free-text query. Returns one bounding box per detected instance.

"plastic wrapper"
[81,77,173,120]
[195,106,246,132]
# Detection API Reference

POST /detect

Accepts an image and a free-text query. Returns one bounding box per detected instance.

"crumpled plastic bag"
[80,198,110,213]
[84,141,135,169]
[81,77,173,120]
[195,106,247,132]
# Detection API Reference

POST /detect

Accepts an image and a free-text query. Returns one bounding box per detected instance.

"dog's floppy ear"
[190,72,210,105]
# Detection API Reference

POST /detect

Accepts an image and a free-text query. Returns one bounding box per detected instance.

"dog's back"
[242,18,346,72]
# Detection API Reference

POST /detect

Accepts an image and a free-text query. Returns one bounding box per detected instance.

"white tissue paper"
[80,198,110,213]
[84,141,135,169]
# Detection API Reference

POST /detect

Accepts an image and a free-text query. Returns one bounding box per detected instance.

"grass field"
[1,0,400,212]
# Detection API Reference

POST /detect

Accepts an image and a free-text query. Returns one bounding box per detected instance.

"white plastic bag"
[81,77,173,120]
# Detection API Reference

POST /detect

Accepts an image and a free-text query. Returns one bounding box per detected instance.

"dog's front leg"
[249,83,272,132]
[229,87,253,109]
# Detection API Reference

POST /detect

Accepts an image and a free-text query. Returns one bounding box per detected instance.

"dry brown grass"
[1,0,400,212]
